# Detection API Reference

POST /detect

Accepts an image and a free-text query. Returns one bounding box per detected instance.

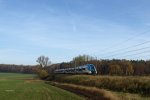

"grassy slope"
[47,81,118,100]
[53,74,150,100]
[0,73,84,100]
[54,75,150,94]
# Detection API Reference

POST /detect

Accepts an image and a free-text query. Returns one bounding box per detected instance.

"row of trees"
[0,64,36,74]
[0,55,150,76]
[0,56,51,79]
[48,55,150,76]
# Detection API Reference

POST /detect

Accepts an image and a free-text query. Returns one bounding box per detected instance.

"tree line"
[0,64,36,74]
[0,55,150,76]
[48,55,150,76]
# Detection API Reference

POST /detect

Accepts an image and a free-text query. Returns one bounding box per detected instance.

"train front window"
[89,65,95,71]
[87,65,91,71]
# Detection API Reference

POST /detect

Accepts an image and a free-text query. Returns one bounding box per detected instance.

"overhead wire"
[101,40,150,56]
[99,29,150,53]
[120,49,150,58]
[102,43,150,58]
[98,29,150,59]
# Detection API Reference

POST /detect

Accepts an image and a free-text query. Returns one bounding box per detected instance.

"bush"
[36,69,49,79]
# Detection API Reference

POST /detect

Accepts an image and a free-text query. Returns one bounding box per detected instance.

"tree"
[121,60,134,75]
[126,64,134,75]
[72,55,95,62]
[36,56,51,79]
[36,56,51,68]
[109,64,123,75]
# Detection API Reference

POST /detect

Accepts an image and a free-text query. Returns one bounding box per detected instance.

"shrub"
[37,69,49,79]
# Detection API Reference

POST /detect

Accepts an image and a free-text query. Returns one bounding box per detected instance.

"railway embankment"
[46,81,118,100]
[48,74,150,96]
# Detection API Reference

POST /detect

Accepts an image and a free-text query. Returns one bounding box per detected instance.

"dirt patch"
[24,79,43,83]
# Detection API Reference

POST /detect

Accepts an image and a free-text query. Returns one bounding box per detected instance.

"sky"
[0,0,150,65]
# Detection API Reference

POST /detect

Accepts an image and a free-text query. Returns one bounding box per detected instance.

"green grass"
[0,73,85,100]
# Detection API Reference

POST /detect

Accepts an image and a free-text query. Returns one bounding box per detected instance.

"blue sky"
[0,0,150,65]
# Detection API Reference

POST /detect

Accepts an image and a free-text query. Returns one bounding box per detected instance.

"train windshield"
[87,64,96,71]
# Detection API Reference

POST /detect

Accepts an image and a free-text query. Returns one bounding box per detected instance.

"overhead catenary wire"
[101,40,150,57]
[119,49,150,58]
[131,54,150,60]
[100,29,150,53]
[102,45,150,58]
[97,28,150,59]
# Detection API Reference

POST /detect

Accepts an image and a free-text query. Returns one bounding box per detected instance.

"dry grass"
[53,75,150,96]
[47,81,118,100]
[24,79,43,83]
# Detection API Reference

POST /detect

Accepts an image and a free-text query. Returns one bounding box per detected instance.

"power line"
[99,29,150,53]
[101,40,150,57]
[120,49,150,58]
[102,43,150,58]
[131,54,150,60]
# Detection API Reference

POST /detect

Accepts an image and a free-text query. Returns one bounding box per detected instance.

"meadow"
[1,72,150,100]
[0,73,84,100]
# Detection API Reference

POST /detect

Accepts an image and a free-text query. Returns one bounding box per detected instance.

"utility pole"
[75,60,76,74]
[94,55,97,68]
[95,56,97,68]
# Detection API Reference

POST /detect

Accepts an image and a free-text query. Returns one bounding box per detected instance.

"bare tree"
[36,56,51,68]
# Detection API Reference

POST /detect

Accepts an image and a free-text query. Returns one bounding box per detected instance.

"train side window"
[82,68,86,70]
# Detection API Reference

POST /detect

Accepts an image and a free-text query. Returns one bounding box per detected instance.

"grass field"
[0,73,85,100]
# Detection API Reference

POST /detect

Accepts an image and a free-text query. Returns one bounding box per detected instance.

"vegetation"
[52,75,150,96]
[0,55,150,99]
[0,73,85,100]
[72,54,96,63]
[36,55,51,68]
[35,55,150,99]
[0,55,150,76]
[36,55,51,79]
[47,81,150,100]
[49,55,150,76]
[112,91,150,100]
[36,68,49,79]
[0,64,36,74]
[47,81,118,100]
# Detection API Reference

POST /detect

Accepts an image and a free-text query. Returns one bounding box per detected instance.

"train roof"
[55,64,95,71]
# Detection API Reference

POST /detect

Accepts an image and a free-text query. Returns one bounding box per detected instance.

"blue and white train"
[54,64,97,75]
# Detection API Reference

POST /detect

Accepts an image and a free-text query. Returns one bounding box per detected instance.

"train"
[54,64,97,75]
